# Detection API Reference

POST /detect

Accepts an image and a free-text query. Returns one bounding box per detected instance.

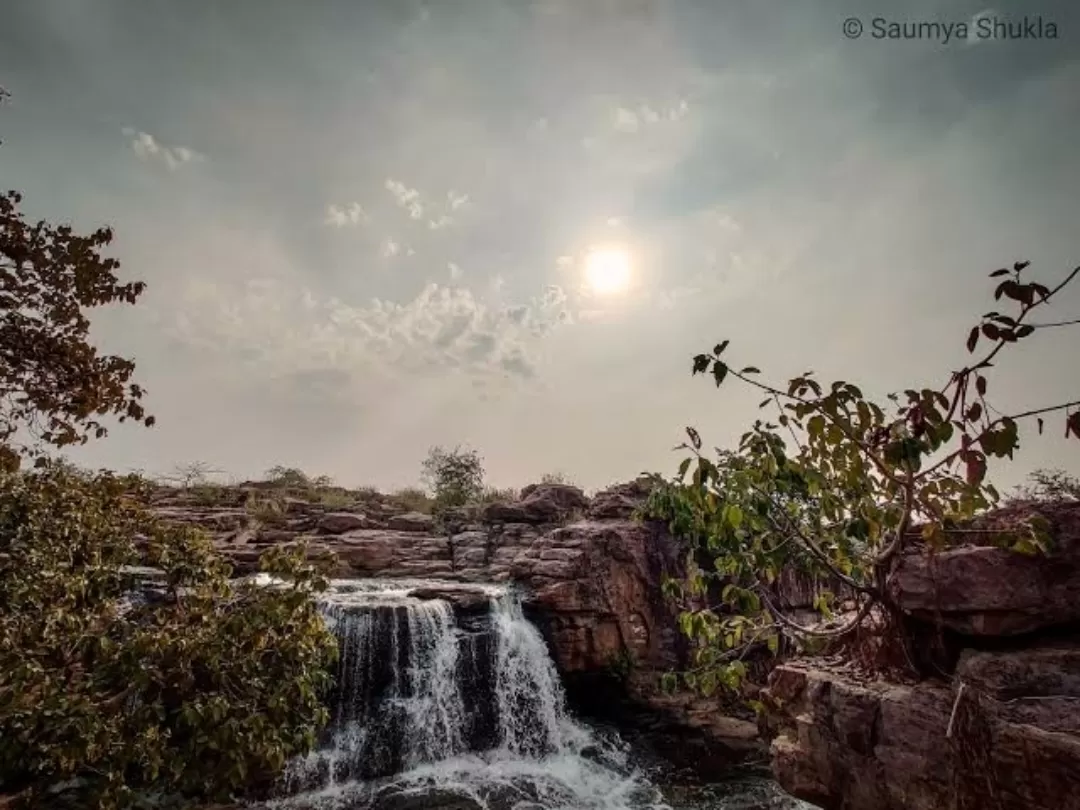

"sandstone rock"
[408,586,492,613]
[889,501,1080,635]
[587,478,655,520]
[387,511,436,533]
[955,641,1080,703]
[282,497,317,515]
[255,527,297,544]
[766,658,1080,810]
[318,512,373,534]
[154,507,250,532]
[481,483,589,525]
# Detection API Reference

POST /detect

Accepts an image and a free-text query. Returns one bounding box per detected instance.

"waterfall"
[273,579,669,810]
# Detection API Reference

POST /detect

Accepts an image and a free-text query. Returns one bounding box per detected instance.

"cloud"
[121,127,204,169]
[381,239,401,258]
[448,262,463,280]
[324,202,368,227]
[385,178,424,219]
[385,179,468,230]
[612,99,690,133]
[164,273,571,385]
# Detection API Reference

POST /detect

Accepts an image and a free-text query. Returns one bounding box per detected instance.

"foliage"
[539,471,574,486]
[264,466,311,489]
[420,445,485,512]
[0,190,154,471]
[1007,468,1079,503]
[606,649,636,683]
[476,485,520,505]
[0,462,338,809]
[645,260,1079,694]
[244,493,289,527]
[391,486,435,515]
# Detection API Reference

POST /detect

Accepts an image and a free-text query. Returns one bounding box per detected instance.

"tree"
[646,260,1079,695]
[1007,468,1080,503]
[0,462,338,809]
[264,465,311,489]
[165,460,224,489]
[0,190,153,471]
[421,445,485,511]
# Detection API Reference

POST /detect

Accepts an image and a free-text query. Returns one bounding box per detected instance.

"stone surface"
[765,656,1080,810]
[587,478,656,520]
[889,500,1080,635]
[318,512,375,534]
[480,483,589,525]
[387,511,436,533]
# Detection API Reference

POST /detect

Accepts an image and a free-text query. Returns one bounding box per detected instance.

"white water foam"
[270,579,671,810]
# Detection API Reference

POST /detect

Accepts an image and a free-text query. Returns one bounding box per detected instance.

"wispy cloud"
[121,127,204,170]
[385,179,469,230]
[612,99,690,133]
[324,202,368,227]
[385,178,424,220]
[165,273,572,384]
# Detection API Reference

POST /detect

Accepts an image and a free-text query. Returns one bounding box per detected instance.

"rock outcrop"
[889,499,1080,636]
[766,500,1080,810]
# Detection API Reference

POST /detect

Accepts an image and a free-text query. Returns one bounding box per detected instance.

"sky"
[1,0,1078,493]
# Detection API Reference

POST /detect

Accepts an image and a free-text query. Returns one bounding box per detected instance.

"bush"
[391,486,434,514]
[539,471,574,486]
[476,485,519,505]
[0,463,338,808]
[264,466,311,490]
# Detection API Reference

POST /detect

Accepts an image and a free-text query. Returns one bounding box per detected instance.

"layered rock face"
[766,500,1080,810]
[148,479,766,770]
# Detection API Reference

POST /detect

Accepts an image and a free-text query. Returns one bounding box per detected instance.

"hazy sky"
[1,0,1077,492]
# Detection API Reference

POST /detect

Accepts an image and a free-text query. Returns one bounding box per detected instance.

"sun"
[583,246,632,295]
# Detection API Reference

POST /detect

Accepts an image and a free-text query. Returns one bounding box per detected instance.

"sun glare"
[583,247,632,295]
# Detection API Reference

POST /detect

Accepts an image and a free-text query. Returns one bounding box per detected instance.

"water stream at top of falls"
[266,579,812,810]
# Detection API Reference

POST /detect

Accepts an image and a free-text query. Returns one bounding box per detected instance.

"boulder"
[318,512,373,534]
[766,656,1080,810]
[889,501,1080,635]
[481,483,589,525]
[587,478,655,520]
[387,511,436,533]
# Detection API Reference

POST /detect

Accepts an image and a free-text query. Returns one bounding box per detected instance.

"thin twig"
[946,682,967,739]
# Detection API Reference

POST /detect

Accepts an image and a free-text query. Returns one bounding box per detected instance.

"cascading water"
[269,579,813,810]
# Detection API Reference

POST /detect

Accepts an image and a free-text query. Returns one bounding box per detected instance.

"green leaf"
[740,366,761,374]
[714,340,730,356]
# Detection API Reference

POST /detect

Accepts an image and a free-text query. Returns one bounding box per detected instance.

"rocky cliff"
[147,479,767,772]
[764,499,1080,810]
